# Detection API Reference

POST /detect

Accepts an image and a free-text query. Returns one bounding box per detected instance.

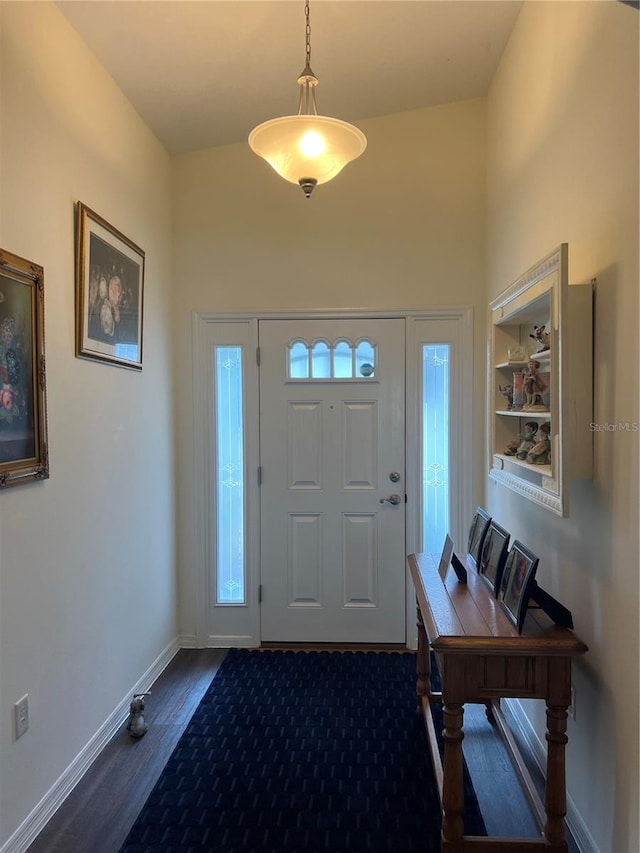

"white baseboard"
[1,636,181,853]
[505,698,600,853]
[179,632,198,648]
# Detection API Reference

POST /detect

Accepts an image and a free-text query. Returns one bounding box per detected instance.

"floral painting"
[0,249,49,488]
[75,203,145,370]
[0,278,34,456]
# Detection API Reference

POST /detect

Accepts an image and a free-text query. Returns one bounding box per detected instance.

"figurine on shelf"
[529,324,550,353]
[527,422,551,465]
[504,421,539,458]
[516,421,539,459]
[498,383,514,410]
[522,360,548,410]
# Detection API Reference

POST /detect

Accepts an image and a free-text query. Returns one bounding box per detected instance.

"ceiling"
[56,0,523,156]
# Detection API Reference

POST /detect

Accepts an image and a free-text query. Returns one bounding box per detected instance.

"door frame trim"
[192,307,474,648]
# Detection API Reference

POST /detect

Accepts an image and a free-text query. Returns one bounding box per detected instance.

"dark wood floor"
[27,649,227,853]
[28,647,578,853]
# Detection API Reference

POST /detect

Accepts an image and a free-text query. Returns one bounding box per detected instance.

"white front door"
[259,318,406,643]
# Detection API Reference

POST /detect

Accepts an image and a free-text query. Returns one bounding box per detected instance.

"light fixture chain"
[305,0,311,67]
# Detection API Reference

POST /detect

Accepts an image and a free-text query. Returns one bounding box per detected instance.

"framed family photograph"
[499,540,539,633]
[0,249,49,488]
[75,202,145,370]
[467,507,491,567]
[478,521,510,596]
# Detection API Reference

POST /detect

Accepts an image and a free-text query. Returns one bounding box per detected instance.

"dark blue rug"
[119,649,486,852]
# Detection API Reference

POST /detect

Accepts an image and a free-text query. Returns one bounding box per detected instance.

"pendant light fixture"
[248,0,367,198]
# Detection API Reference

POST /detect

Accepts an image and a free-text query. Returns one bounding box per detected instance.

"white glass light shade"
[248,114,367,188]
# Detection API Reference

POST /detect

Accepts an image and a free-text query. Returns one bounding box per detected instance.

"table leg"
[442,702,465,851]
[544,702,569,852]
[416,604,430,712]
[484,699,496,724]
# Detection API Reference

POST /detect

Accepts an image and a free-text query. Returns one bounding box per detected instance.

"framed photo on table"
[75,202,145,370]
[0,249,49,488]
[499,540,539,633]
[467,507,491,567]
[478,521,510,596]
[437,534,455,581]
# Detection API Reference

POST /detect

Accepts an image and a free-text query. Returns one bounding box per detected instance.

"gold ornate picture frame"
[75,202,145,370]
[0,249,49,488]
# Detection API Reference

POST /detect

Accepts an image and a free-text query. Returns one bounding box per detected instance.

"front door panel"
[259,318,406,643]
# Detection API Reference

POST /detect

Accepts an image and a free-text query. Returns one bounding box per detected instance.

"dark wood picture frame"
[75,202,145,370]
[0,249,49,488]
[467,506,491,567]
[451,552,468,584]
[478,521,510,596]
[499,540,539,633]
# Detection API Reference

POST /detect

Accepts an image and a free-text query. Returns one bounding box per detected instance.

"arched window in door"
[287,337,376,380]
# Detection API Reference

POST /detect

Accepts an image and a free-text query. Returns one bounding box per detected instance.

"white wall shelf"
[495,410,550,418]
[488,244,593,516]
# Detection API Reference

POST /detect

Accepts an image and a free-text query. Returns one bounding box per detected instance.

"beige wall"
[486,2,639,851]
[172,98,487,639]
[1,1,637,851]
[0,4,176,846]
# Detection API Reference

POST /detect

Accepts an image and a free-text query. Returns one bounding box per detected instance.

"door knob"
[380,493,402,506]
[389,471,401,482]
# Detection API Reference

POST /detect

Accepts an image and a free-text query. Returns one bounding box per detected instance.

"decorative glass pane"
[289,340,309,378]
[215,346,245,604]
[333,340,353,378]
[311,340,330,378]
[287,337,379,381]
[355,339,375,378]
[422,345,450,555]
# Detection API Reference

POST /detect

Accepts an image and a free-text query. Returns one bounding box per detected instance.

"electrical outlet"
[14,694,29,739]
[569,687,576,722]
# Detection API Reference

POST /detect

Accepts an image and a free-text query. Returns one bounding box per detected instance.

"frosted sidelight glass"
[422,345,450,555]
[215,346,245,604]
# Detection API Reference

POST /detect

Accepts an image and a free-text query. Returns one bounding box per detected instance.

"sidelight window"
[215,346,245,604]
[422,345,450,555]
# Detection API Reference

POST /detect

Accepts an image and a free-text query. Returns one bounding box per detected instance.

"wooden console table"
[407,552,588,853]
